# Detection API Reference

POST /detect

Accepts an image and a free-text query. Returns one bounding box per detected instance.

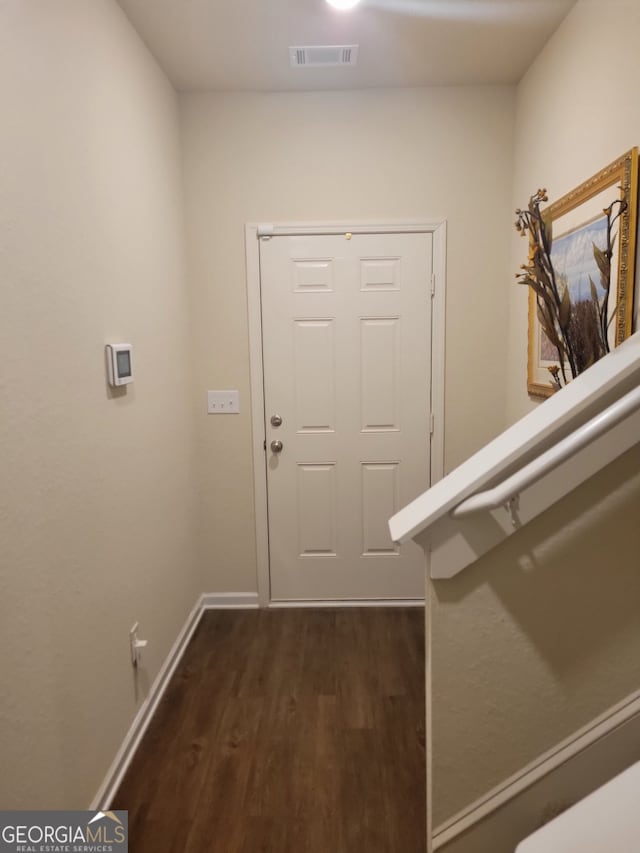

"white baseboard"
[269,598,424,608]
[434,688,640,851]
[201,592,259,609]
[91,591,259,809]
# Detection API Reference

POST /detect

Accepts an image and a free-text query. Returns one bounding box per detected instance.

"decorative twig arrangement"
[515,189,626,389]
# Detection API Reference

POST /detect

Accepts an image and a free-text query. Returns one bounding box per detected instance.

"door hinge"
[429,413,435,435]
[430,273,436,297]
[263,439,267,451]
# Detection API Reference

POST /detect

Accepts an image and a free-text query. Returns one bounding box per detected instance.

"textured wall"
[433,0,640,833]
[0,0,199,807]
[432,445,640,826]
[180,87,516,592]
[507,0,640,422]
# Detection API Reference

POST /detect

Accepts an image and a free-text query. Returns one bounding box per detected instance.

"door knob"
[270,414,283,427]
[270,440,284,454]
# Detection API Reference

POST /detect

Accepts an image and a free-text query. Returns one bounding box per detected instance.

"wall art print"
[516,148,638,398]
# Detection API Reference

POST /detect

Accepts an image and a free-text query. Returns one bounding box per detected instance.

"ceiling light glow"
[326,0,362,10]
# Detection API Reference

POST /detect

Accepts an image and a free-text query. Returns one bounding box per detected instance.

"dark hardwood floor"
[113,608,426,852]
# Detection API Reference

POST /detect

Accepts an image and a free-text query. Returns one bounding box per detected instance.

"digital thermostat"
[106,343,133,387]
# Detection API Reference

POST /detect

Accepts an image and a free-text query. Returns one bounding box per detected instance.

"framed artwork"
[527,148,639,397]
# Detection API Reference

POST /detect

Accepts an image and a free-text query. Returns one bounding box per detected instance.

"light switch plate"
[207,390,240,414]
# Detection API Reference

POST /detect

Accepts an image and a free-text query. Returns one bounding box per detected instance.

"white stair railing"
[452,383,640,521]
[390,332,640,579]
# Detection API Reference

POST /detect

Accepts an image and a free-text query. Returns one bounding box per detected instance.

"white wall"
[180,87,516,592]
[0,0,199,806]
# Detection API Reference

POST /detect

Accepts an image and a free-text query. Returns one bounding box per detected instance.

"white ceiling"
[116,0,576,92]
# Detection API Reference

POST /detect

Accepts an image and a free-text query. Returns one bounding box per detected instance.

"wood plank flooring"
[113,608,426,852]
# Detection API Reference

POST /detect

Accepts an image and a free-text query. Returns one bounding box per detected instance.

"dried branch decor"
[515,189,626,388]
[515,149,638,398]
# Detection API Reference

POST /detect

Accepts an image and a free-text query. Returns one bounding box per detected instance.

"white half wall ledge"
[389,332,640,564]
[516,759,640,853]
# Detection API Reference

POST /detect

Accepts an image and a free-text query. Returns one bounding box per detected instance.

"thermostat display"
[116,350,131,378]
[106,343,133,387]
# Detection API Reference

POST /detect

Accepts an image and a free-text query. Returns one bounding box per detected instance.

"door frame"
[245,221,447,607]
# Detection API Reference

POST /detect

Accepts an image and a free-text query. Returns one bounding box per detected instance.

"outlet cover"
[207,390,240,414]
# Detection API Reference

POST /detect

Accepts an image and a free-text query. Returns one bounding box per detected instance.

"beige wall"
[434,0,640,835]
[5,0,636,823]
[0,0,199,807]
[507,0,640,422]
[432,445,640,826]
[180,87,516,592]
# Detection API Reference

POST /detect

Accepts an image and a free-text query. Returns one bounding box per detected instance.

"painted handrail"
[451,383,640,519]
[389,333,640,546]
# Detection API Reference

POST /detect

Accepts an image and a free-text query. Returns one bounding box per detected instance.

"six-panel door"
[260,232,432,600]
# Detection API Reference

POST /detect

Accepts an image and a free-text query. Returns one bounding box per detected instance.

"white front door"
[260,231,433,601]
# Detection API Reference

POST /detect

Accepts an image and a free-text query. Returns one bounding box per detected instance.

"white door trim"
[245,220,447,607]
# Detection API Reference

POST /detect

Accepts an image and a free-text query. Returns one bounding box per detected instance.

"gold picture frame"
[527,147,639,397]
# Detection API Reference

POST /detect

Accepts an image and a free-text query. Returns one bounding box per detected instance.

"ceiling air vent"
[289,45,359,68]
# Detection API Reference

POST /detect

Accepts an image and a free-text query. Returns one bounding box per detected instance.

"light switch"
[207,390,240,414]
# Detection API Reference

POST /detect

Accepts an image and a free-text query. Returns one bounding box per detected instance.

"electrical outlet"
[129,622,148,666]
[207,390,240,414]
